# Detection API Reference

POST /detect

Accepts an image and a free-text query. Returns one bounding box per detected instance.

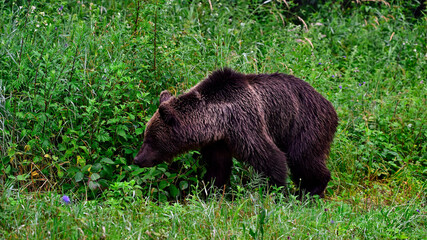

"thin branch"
[153,0,158,80]
[133,0,141,36]
[17,0,32,80]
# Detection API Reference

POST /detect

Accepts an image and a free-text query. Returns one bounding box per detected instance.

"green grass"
[1,186,426,239]
[0,0,426,239]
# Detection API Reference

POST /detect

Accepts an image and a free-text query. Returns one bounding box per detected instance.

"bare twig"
[133,0,141,36]
[69,39,81,83]
[208,0,213,11]
[389,32,395,41]
[17,0,32,80]
[297,16,308,32]
[33,43,47,96]
[153,0,158,80]
[282,0,290,9]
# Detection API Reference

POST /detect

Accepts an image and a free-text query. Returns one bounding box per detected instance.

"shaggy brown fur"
[134,68,338,197]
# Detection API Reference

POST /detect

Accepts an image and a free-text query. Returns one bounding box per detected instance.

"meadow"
[0,0,425,239]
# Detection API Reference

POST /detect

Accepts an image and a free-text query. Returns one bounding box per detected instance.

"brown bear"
[134,68,338,197]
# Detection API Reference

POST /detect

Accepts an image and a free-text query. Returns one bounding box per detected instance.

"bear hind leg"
[201,140,233,188]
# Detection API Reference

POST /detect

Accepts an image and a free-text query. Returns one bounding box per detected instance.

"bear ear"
[159,104,178,126]
[160,90,173,104]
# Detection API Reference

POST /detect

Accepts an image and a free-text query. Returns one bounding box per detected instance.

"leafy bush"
[0,0,425,201]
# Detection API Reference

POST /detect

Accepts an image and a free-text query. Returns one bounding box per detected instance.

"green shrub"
[0,0,425,201]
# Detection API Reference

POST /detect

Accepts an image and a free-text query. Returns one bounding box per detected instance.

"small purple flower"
[318,62,322,65]
[339,85,342,89]
[59,6,64,11]
[363,81,366,84]
[324,208,328,212]
[343,56,346,58]
[55,27,57,31]
[416,209,420,213]
[332,75,335,78]
[359,83,362,86]
[421,80,424,84]
[62,195,70,204]
[331,220,334,224]
[287,237,291,240]
[65,43,68,48]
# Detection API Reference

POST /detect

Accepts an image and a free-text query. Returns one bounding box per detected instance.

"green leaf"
[92,163,102,172]
[101,158,114,164]
[91,173,100,181]
[77,155,86,167]
[82,164,92,172]
[75,172,84,182]
[169,185,179,198]
[135,128,145,135]
[57,169,64,178]
[97,131,111,142]
[179,181,189,190]
[158,180,169,190]
[5,165,11,174]
[88,181,100,190]
[107,118,120,124]
[117,129,127,139]
[16,174,27,181]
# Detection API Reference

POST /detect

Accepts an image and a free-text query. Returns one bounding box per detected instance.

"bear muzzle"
[133,143,164,167]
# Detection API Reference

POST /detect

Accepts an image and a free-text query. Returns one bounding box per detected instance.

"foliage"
[0,0,425,202]
[0,186,425,239]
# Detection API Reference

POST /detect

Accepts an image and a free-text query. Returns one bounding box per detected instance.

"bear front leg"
[259,148,288,188]
[238,138,289,189]
[200,140,233,188]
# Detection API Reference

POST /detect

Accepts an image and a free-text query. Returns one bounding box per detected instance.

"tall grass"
[1,184,425,239]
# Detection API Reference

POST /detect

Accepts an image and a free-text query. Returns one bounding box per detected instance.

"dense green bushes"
[0,0,425,201]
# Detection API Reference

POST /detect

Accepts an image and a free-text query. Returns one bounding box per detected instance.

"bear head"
[133,90,181,167]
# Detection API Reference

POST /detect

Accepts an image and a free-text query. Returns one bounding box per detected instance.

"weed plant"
[0,0,426,238]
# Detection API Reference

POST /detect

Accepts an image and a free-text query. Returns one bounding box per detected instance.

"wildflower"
[332,75,335,78]
[65,43,68,47]
[359,83,361,86]
[416,209,420,213]
[339,85,342,89]
[62,195,70,204]
[343,56,346,58]
[421,80,424,84]
[331,220,334,224]
[59,6,64,11]
[318,62,322,65]
[55,27,57,30]
[363,81,366,84]
[324,208,328,212]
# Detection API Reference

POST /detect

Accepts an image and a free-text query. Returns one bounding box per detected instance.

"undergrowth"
[0,0,425,231]
[0,0,426,238]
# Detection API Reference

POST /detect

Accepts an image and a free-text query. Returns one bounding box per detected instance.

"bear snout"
[133,144,161,168]
[133,155,149,167]
[133,152,149,167]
